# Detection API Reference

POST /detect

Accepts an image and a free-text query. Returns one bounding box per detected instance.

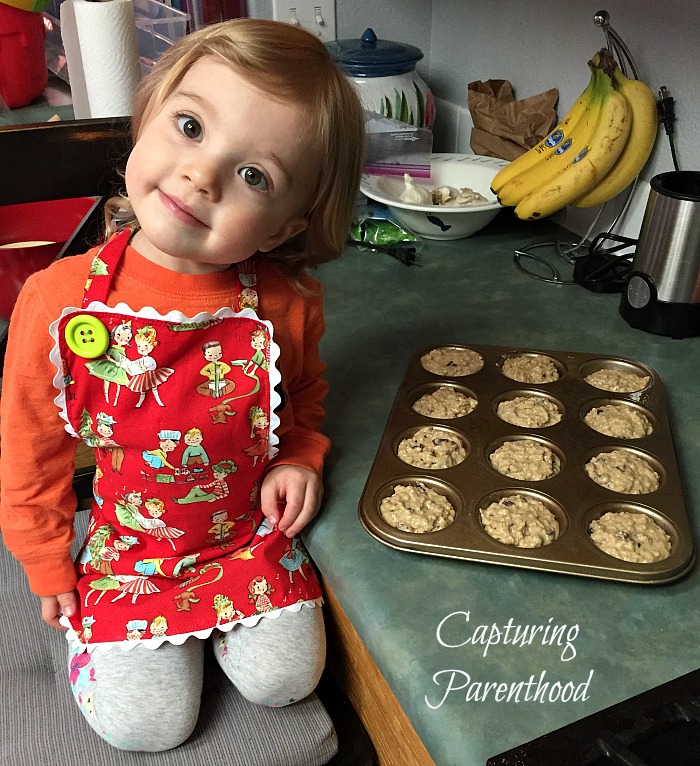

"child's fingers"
[260,479,283,527]
[260,467,322,537]
[279,481,322,538]
[40,591,78,630]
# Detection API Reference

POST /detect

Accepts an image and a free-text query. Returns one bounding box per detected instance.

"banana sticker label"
[544,129,565,148]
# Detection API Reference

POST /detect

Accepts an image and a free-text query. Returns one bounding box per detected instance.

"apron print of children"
[53,230,322,648]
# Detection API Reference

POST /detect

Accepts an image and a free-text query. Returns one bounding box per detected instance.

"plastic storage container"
[0,3,48,108]
[43,0,189,82]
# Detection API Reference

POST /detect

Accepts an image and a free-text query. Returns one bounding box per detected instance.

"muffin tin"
[358,344,695,584]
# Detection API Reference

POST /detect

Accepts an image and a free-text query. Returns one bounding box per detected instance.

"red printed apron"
[51,230,322,650]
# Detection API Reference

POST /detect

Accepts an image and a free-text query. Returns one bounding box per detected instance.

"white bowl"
[360,153,507,240]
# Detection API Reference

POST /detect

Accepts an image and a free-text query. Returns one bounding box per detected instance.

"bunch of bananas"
[491,48,658,220]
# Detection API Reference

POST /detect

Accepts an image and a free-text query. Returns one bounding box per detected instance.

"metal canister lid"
[326,28,424,77]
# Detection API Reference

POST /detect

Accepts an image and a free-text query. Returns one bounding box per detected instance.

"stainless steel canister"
[620,171,700,338]
[631,171,700,304]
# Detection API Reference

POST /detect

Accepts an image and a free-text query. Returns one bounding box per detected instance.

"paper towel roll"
[61,0,142,119]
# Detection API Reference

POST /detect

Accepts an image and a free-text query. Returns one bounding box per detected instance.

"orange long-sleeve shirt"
[0,245,330,597]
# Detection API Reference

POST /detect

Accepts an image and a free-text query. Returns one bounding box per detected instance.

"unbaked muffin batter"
[480,494,560,548]
[496,396,562,428]
[501,354,560,384]
[397,427,467,469]
[421,347,484,377]
[489,440,561,481]
[379,482,456,533]
[412,386,478,419]
[589,511,671,563]
[585,449,660,494]
[584,403,653,439]
[584,369,649,392]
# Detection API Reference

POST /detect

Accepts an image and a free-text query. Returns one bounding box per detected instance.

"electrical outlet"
[271,0,336,42]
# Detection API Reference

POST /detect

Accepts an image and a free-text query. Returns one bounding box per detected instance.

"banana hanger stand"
[514,10,640,289]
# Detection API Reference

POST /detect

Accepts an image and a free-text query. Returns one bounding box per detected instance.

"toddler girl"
[0,19,364,752]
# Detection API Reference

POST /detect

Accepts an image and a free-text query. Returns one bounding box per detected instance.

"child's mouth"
[158,190,207,227]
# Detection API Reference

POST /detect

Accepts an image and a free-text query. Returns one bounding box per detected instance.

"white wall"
[336,0,433,72]
[337,0,699,239]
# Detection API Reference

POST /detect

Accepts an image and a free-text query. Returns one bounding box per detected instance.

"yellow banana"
[490,67,597,195]
[514,80,632,220]
[571,68,658,208]
[497,65,605,207]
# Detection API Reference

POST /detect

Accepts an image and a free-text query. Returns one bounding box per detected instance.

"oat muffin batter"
[480,494,560,548]
[501,354,560,384]
[589,511,671,563]
[397,427,467,469]
[496,396,562,428]
[421,347,484,377]
[489,440,561,481]
[379,482,456,533]
[584,368,649,392]
[412,386,478,419]
[584,403,653,439]
[585,449,660,494]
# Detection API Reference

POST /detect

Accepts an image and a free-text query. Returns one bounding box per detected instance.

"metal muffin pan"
[359,344,695,584]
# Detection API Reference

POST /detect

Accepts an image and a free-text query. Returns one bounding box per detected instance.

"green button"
[65,315,110,359]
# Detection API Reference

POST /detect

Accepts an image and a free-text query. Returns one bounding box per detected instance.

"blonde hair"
[105,19,365,286]
[135,325,158,346]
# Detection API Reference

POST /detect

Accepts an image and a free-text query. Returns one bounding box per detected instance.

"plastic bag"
[363,111,433,178]
[348,204,421,266]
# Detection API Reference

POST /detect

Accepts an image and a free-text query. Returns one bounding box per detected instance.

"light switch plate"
[270,0,336,42]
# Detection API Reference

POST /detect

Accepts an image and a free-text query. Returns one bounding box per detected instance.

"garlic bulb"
[399,173,433,205]
[441,187,489,206]
[431,185,457,205]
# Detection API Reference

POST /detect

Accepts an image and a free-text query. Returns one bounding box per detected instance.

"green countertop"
[6,76,74,126]
[308,211,700,766]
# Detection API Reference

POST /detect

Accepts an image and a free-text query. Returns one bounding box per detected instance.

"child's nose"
[181,156,222,200]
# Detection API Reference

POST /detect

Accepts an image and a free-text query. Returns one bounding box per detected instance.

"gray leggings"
[68,606,325,751]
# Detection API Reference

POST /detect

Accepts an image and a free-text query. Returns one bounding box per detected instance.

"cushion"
[0,512,338,766]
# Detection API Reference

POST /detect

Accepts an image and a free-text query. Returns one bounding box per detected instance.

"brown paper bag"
[468,80,559,160]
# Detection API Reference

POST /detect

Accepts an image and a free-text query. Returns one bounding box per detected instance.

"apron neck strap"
[82,229,132,308]
[81,229,259,311]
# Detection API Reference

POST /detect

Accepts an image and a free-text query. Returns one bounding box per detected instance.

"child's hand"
[261,465,323,538]
[40,591,79,630]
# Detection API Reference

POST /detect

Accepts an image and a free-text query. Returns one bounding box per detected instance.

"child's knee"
[100,704,199,751]
[214,607,326,706]
[235,664,322,707]
[68,639,203,751]
[72,671,200,751]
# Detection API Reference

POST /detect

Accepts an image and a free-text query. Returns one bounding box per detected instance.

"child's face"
[204,345,222,362]
[113,326,131,345]
[136,337,154,355]
[251,334,265,351]
[125,57,316,274]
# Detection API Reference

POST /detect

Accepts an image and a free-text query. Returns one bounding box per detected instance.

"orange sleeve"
[0,272,81,596]
[265,269,331,475]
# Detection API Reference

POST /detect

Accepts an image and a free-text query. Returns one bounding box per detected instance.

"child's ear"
[258,216,309,252]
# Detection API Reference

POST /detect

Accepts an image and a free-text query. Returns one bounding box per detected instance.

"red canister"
[0,2,48,109]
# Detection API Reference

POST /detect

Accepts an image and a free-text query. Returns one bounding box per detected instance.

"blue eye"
[177,115,203,140]
[239,166,268,191]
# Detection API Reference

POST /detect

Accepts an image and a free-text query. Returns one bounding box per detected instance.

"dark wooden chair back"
[0,118,132,361]
[0,117,132,253]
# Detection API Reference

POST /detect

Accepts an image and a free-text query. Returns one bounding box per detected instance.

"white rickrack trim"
[60,597,323,653]
[48,301,282,459]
